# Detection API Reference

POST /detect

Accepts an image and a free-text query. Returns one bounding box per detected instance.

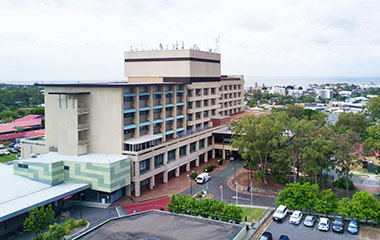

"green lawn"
[240,207,265,222]
[0,153,18,163]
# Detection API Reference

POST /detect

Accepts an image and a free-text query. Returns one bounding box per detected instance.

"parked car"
[318,217,330,231]
[347,218,359,234]
[14,143,21,149]
[0,152,4,157]
[8,142,15,148]
[289,210,302,225]
[195,173,210,184]
[303,215,316,227]
[259,232,273,240]
[332,216,344,233]
[7,148,18,154]
[0,150,10,155]
[272,205,288,222]
[279,235,289,240]
[0,144,4,149]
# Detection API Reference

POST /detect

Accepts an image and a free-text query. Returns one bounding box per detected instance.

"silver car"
[303,215,316,227]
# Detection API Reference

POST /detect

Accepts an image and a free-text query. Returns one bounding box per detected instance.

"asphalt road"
[265,216,359,240]
[181,159,276,207]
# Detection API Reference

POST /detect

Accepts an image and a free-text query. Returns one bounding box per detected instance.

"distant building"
[0,114,44,142]
[338,91,352,97]
[287,89,304,99]
[315,89,333,99]
[270,86,286,96]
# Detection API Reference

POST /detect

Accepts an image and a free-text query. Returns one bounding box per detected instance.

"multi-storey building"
[20,49,244,198]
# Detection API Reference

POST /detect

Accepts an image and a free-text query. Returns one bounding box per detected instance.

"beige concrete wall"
[44,87,123,155]
[124,49,220,78]
[20,139,48,158]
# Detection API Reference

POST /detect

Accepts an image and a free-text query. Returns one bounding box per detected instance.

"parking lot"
[265,216,359,240]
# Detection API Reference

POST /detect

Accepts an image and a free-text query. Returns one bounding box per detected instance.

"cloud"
[0,0,380,83]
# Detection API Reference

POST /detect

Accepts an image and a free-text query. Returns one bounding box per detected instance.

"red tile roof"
[0,129,45,141]
[0,115,44,141]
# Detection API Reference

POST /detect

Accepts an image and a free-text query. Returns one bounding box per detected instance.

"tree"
[337,198,352,217]
[28,106,45,115]
[231,112,288,184]
[276,182,319,211]
[0,110,19,122]
[287,105,304,120]
[42,223,65,240]
[24,204,55,239]
[335,112,369,139]
[363,121,380,159]
[313,189,338,215]
[350,191,379,223]
[366,95,380,122]
[333,131,363,195]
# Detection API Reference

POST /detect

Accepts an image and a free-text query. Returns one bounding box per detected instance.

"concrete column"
[163,170,168,183]
[150,176,155,190]
[126,185,131,197]
[204,152,208,163]
[150,157,155,171]
[195,158,200,167]
[135,182,141,197]
[175,167,180,177]
[212,149,215,159]
[134,161,140,178]
[186,162,190,172]
[222,150,226,159]
[175,148,179,161]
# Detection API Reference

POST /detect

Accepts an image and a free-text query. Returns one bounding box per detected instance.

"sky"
[1,0,380,85]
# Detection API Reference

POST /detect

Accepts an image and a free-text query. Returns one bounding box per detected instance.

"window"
[18,163,28,169]
[196,112,201,120]
[199,139,205,149]
[140,179,149,187]
[124,129,135,134]
[139,95,149,100]
[211,99,215,105]
[211,109,215,116]
[124,96,134,102]
[229,85,232,90]
[64,166,70,170]
[203,111,209,118]
[139,110,149,116]
[196,89,201,96]
[204,99,209,107]
[187,114,193,121]
[190,142,196,153]
[140,159,150,174]
[124,112,135,118]
[180,146,187,156]
[211,88,216,95]
[203,88,209,96]
[188,102,193,109]
[166,93,173,98]
[168,150,176,161]
[208,136,212,146]
[153,108,162,113]
[187,89,193,97]
[153,123,161,128]
[154,94,161,99]
[154,154,164,167]
[196,101,201,108]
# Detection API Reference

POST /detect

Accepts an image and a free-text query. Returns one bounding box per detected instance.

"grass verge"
[240,207,265,222]
[0,153,18,163]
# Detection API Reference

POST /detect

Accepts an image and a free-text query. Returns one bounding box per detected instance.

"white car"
[195,173,210,184]
[318,217,330,231]
[289,210,302,225]
[272,205,288,222]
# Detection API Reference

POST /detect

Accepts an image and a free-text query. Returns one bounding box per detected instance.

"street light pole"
[80,193,84,219]
[187,174,192,196]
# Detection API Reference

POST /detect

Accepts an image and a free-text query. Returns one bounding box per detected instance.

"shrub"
[332,177,354,190]
[217,159,224,165]
[75,219,87,227]
[202,165,208,172]
[208,164,215,171]
[376,165,380,174]
[191,171,198,179]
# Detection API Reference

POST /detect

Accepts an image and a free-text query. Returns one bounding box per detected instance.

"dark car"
[7,148,18,154]
[8,142,15,148]
[347,218,359,234]
[332,216,344,233]
[259,232,273,240]
[279,235,289,240]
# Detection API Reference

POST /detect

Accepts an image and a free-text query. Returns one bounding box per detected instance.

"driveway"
[264,216,359,240]
[181,159,276,207]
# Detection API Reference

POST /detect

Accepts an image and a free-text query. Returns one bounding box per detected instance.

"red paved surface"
[124,197,170,214]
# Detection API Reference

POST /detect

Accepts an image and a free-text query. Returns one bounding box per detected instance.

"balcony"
[78,123,89,131]
[77,107,89,115]
[78,139,89,146]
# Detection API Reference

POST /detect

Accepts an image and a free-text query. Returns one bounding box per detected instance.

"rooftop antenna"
[159,43,163,50]
[215,35,220,53]
[130,46,133,52]
[181,40,184,49]
[172,44,175,50]
[166,44,168,50]
[175,41,178,50]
